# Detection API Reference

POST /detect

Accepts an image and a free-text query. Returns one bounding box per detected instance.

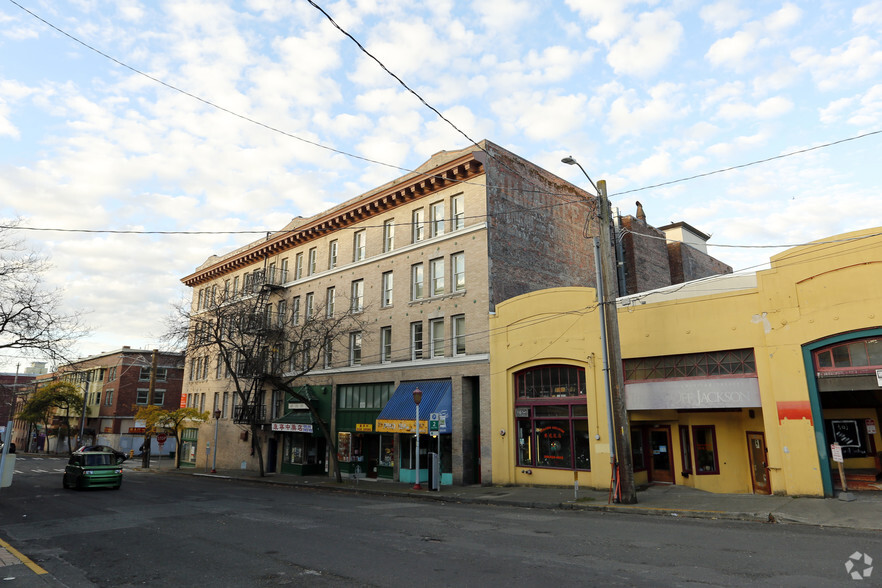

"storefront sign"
[288,402,308,410]
[867,419,877,435]
[271,423,313,433]
[376,420,428,434]
[179,393,187,409]
[625,377,761,410]
[129,427,145,434]
[356,424,373,432]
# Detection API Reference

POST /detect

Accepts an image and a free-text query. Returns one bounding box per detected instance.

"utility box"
[428,452,440,491]
[1,454,15,488]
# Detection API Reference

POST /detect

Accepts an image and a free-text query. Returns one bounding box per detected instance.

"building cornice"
[181,153,485,287]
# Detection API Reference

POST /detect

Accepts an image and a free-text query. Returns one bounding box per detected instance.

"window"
[351,279,364,312]
[271,390,284,420]
[326,287,336,317]
[277,299,287,327]
[324,339,333,368]
[305,292,314,320]
[815,338,882,371]
[213,392,219,413]
[624,349,756,381]
[412,208,425,242]
[680,425,693,475]
[224,279,231,299]
[430,201,444,237]
[631,429,646,472]
[430,318,445,358]
[139,367,151,381]
[294,252,303,280]
[337,382,394,409]
[197,289,203,310]
[430,258,444,296]
[411,322,423,360]
[216,354,223,379]
[382,271,394,307]
[515,401,590,471]
[452,315,465,356]
[350,332,362,366]
[308,247,317,275]
[292,296,301,325]
[353,230,366,261]
[692,425,719,474]
[233,276,240,297]
[108,366,117,381]
[328,240,338,269]
[383,219,395,252]
[452,252,465,292]
[136,388,149,405]
[381,326,392,363]
[411,263,424,300]
[105,389,113,406]
[451,194,464,230]
[222,391,229,418]
[514,365,586,399]
[281,257,289,282]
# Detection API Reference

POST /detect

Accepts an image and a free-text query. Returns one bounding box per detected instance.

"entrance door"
[266,438,277,473]
[747,432,771,494]
[649,427,674,484]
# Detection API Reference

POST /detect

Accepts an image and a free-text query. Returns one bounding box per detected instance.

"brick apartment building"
[11,348,184,454]
[180,140,731,485]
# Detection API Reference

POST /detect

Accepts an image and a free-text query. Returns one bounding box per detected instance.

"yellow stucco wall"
[490,227,882,496]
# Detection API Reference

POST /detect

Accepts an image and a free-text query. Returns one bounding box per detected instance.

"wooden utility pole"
[141,350,159,468]
[597,180,637,504]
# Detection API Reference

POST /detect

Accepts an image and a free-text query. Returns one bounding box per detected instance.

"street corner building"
[178,140,729,486]
[489,227,882,497]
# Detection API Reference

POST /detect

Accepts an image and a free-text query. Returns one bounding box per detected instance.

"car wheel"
[112,484,121,490]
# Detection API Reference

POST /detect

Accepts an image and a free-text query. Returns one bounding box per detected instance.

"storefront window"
[815,338,882,371]
[692,425,719,474]
[515,365,585,399]
[517,419,533,466]
[514,404,589,470]
[631,428,646,471]
[380,435,394,466]
[535,421,571,468]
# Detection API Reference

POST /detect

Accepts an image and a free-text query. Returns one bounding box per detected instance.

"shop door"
[649,427,674,484]
[747,432,771,494]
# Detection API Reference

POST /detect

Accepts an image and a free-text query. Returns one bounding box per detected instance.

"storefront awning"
[272,411,316,433]
[376,380,452,434]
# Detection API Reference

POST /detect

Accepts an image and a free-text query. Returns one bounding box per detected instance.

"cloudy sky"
[2,0,881,372]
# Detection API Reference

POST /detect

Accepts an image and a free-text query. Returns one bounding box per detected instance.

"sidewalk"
[146,463,882,531]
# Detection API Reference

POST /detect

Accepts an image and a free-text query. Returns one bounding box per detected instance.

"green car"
[63,450,124,490]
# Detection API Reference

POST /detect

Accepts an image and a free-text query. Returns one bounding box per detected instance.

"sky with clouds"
[1,0,881,371]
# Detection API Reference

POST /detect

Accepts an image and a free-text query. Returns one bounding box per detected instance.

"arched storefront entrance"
[803,328,882,496]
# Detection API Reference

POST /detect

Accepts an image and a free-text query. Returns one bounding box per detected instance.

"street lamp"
[412,387,422,490]
[211,409,221,473]
[561,155,637,504]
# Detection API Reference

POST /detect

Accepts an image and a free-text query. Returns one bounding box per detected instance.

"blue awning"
[376,380,452,434]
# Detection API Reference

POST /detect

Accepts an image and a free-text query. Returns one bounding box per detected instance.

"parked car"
[63,450,123,490]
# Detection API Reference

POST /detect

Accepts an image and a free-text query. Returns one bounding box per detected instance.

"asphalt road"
[2,455,881,586]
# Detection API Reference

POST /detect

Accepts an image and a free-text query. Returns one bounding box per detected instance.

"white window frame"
[354,230,366,261]
[305,292,314,320]
[382,271,393,307]
[326,287,336,317]
[430,257,444,297]
[329,240,338,269]
[350,332,362,366]
[351,279,364,312]
[308,247,317,275]
[383,219,395,252]
[452,194,464,231]
[430,201,445,237]
[430,318,445,358]
[412,208,425,243]
[411,321,423,360]
[453,314,466,356]
[452,252,465,292]
[411,263,424,300]
[292,296,301,325]
[294,252,303,280]
[381,326,392,363]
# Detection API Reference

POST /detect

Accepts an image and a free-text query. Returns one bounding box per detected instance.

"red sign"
[157,433,168,445]
[179,393,187,408]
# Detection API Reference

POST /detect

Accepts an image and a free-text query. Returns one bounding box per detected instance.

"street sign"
[831,443,843,463]
[157,433,168,445]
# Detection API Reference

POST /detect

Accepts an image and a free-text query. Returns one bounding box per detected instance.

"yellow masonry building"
[489,227,882,496]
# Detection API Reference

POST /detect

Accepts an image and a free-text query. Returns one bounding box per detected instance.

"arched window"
[513,365,589,471]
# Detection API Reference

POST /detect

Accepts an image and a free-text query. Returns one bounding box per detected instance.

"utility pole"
[597,180,637,504]
[141,350,158,468]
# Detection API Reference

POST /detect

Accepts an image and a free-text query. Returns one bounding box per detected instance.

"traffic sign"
[157,433,168,445]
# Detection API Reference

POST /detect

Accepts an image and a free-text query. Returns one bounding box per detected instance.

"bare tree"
[169,272,365,481]
[0,220,87,365]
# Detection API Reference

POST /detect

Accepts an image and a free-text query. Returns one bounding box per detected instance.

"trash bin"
[428,452,440,491]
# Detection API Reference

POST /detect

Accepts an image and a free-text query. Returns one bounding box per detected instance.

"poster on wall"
[826,419,867,458]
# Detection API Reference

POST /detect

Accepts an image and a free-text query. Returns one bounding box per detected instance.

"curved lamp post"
[413,387,422,490]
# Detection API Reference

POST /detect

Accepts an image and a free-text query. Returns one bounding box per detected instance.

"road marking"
[0,538,49,575]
